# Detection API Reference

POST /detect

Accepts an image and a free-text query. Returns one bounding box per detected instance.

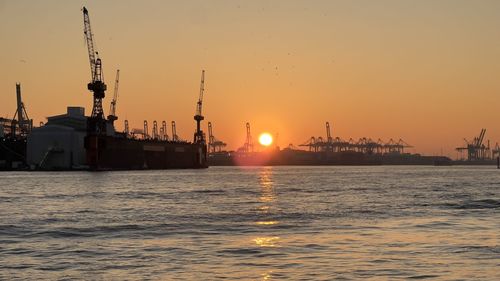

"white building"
[27,107,87,170]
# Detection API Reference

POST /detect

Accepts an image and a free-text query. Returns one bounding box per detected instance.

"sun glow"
[259,133,273,146]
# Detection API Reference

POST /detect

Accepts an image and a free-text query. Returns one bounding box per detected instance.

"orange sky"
[1,0,499,157]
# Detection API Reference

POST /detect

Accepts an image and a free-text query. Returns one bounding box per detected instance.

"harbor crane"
[244,122,253,153]
[107,69,120,122]
[456,129,490,160]
[325,122,333,152]
[152,121,158,140]
[143,120,149,139]
[83,7,107,134]
[207,122,227,153]
[12,83,32,137]
[0,83,33,138]
[172,121,179,142]
[162,121,169,141]
[193,70,206,144]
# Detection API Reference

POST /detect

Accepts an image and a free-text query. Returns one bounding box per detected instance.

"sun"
[259,133,273,147]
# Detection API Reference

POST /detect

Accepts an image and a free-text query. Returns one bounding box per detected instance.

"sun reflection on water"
[255,221,279,225]
[258,167,275,204]
[253,236,280,247]
[261,271,273,280]
[256,167,279,227]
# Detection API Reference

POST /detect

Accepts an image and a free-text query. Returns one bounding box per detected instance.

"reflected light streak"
[261,271,273,280]
[255,221,279,225]
[259,167,275,204]
[253,236,280,247]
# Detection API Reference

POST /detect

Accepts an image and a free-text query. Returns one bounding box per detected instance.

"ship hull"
[0,137,27,170]
[208,150,453,166]
[85,135,207,170]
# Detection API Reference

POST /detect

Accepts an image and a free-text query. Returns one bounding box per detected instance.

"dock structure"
[455,129,497,161]
[207,122,227,154]
[299,122,412,155]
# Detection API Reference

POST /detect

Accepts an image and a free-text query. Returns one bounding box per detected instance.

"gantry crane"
[456,129,490,160]
[325,121,333,152]
[244,122,253,153]
[83,7,107,134]
[152,121,158,140]
[207,122,227,153]
[12,83,32,137]
[193,70,206,144]
[172,121,179,142]
[143,120,149,139]
[162,121,169,141]
[107,69,120,122]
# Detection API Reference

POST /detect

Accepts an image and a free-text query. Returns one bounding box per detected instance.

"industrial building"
[27,107,87,170]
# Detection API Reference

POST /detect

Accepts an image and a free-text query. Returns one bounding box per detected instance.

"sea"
[0,166,499,280]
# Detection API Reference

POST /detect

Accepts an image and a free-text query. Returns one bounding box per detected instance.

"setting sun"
[259,133,273,147]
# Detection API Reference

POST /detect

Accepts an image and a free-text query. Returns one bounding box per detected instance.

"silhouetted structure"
[455,129,493,161]
[207,122,227,153]
[299,122,412,155]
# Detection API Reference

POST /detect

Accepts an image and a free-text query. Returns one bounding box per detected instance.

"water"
[0,166,499,280]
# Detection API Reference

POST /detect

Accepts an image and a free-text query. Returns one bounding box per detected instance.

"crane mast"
[83,7,107,134]
[193,70,205,144]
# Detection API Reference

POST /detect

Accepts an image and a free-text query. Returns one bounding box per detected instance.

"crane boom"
[478,129,486,146]
[197,70,205,116]
[83,7,97,82]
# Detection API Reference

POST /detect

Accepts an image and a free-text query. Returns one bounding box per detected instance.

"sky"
[1,0,499,156]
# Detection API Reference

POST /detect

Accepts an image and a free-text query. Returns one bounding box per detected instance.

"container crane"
[11,83,32,137]
[143,120,149,139]
[208,122,214,151]
[152,121,158,140]
[325,121,333,152]
[456,129,490,161]
[207,122,227,153]
[162,121,169,141]
[107,69,120,122]
[83,7,107,134]
[326,122,332,143]
[172,121,179,142]
[244,122,253,153]
[193,70,206,144]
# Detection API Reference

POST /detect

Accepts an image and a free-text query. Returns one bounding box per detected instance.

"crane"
[11,83,32,136]
[193,70,205,144]
[326,122,332,143]
[208,122,215,151]
[152,121,158,140]
[456,129,490,161]
[124,120,129,135]
[143,120,149,139]
[244,122,253,153]
[325,121,333,152]
[207,122,227,153]
[172,121,179,142]
[162,121,169,141]
[108,69,120,122]
[83,7,107,133]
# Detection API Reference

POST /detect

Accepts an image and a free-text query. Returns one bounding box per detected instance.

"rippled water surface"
[1,166,499,280]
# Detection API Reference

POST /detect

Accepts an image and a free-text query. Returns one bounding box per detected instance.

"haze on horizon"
[1,0,499,157]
